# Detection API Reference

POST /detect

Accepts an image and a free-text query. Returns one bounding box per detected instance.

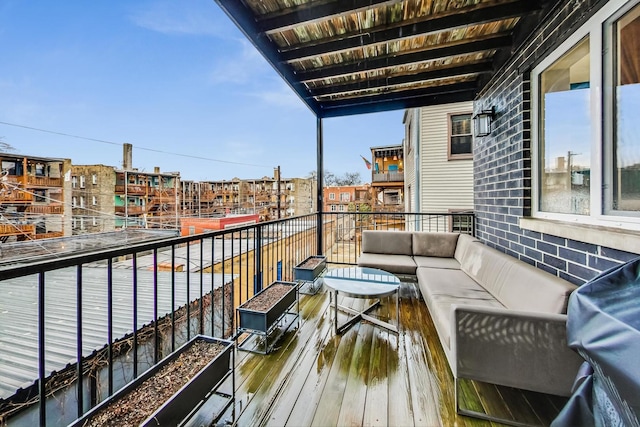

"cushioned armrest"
[451,305,583,397]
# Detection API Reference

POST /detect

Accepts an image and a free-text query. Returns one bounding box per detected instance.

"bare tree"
[0,137,15,152]
[335,172,362,186]
[308,170,361,186]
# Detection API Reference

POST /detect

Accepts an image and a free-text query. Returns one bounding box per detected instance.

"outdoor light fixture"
[393,155,398,161]
[473,107,495,137]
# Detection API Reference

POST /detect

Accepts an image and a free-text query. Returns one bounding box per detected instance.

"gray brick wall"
[473,0,638,285]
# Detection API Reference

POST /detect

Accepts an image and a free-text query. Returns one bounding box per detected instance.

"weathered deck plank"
[362,326,389,426]
[195,281,568,427]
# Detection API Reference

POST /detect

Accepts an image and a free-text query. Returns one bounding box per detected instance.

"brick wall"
[473,0,638,285]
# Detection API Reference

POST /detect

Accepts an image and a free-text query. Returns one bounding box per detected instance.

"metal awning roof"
[214,0,557,118]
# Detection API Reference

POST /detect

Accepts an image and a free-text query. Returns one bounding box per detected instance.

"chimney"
[123,143,133,171]
[274,166,280,181]
[154,166,160,174]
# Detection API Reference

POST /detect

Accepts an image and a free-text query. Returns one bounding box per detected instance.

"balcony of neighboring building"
[115,184,148,195]
[0,189,33,203]
[370,146,404,186]
[25,204,64,215]
[115,204,147,216]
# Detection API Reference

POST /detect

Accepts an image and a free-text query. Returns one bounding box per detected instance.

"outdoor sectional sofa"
[357,230,584,422]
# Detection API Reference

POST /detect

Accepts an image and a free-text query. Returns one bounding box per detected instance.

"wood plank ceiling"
[214,0,557,118]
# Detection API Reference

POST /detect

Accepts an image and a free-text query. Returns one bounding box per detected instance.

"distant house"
[404,101,474,232]
[323,184,371,213]
[369,145,404,212]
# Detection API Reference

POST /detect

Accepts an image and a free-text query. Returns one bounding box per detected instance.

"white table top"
[322,267,400,299]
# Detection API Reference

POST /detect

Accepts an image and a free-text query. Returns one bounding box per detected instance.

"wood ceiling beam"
[296,35,511,82]
[307,61,493,98]
[279,0,540,62]
[257,0,401,34]
[320,80,478,109]
[319,88,477,118]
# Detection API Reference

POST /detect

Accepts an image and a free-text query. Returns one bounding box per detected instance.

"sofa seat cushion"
[417,267,503,350]
[357,253,417,275]
[414,256,460,270]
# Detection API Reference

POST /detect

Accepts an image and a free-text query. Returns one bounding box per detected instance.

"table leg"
[334,290,338,335]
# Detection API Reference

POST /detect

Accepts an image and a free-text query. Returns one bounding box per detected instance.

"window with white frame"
[532,0,640,228]
[92,217,97,226]
[72,196,77,207]
[92,174,97,185]
[329,192,335,200]
[330,204,337,211]
[340,192,350,202]
[92,196,97,205]
[449,113,473,159]
[79,196,85,208]
[71,176,77,189]
[79,175,85,188]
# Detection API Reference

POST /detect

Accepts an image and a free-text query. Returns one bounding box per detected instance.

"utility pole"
[124,170,128,229]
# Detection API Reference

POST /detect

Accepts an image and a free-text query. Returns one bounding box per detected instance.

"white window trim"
[530,0,640,233]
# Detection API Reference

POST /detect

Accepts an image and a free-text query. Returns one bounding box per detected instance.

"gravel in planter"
[240,283,293,312]
[84,339,225,427]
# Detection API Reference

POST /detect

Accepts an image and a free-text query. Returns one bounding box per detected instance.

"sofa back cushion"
[461,242,578,314]
[362,230,413,255]
[412,232,459,258]
[454,233,480,262]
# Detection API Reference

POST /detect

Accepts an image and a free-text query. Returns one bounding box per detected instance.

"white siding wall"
[419,101,474,215]
[403,109,417,214]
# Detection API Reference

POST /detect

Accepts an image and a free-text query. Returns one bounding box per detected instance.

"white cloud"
[250,81,306,110]
[128,1,230,37]
[209,39,270,85]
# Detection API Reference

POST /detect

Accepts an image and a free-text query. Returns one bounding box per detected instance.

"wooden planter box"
[293,255,327,282]
[70,335,233,427]
[237,281,298,354]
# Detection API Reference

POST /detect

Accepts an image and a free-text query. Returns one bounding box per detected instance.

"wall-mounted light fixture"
[473,107,495,137]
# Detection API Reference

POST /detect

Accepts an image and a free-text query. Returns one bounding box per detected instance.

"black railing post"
[153,248,159,364]
[221,236,226,338]
[199,239,204,335]
[317,116,324,256]
[76,265,83,419]
[38,271,46,427]
[211,237,216,336]
[171,245,176,352]
[107,258,113,396]
[132,253,138,378]
[255,224,263,294]
[186,243,191,341]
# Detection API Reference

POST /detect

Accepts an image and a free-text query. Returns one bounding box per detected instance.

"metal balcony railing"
[322,211,475,265]
[0,211,474,425]
[0,214,320,426]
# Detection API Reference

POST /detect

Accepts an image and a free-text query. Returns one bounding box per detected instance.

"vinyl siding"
[403,109,417,215]
[419,102,474,214]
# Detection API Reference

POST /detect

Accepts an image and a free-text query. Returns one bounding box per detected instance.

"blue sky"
[0,0,404,181]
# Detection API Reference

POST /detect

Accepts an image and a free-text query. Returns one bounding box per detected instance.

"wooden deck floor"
[187,281,567,427]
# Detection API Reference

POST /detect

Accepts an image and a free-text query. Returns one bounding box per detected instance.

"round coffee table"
[322,267,400,334]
